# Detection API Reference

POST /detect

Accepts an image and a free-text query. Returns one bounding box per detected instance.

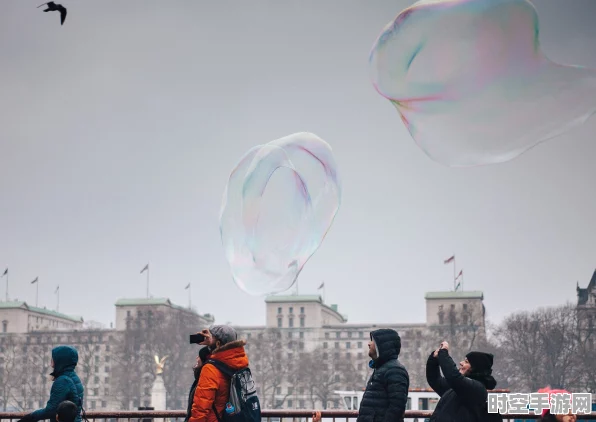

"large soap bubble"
[370,0,596,167]
[219,133,341,296]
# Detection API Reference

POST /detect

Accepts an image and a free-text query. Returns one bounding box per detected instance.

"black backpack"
[206,359,261,422]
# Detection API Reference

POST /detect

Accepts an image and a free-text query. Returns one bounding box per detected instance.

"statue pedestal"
[151,374,167,422]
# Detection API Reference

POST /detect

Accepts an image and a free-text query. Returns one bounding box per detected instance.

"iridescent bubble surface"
[219,133,341,295]
[370,0,596,167]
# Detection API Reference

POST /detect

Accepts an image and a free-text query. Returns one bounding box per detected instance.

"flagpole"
[56,287,60,312]
[453,256,456,291]
[4,270,8,302]
[147,265,150,298]
[189,284,192,309]
[36,279,39,307]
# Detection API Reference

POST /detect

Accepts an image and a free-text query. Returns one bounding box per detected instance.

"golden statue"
[154,355,169,375]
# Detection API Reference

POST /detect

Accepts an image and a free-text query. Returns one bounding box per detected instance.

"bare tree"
[249,329,290,409]
[401,303,487,389]
[111,306,205,410]
[574,303,596,393]
[494,304,581,392]
[0,335,25,410]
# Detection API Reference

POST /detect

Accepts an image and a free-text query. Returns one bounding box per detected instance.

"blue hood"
[51,345,78,377]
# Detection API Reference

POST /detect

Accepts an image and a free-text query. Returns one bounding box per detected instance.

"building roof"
[115,298,173,307]
[0,301,83,323]
[265,295,322,303]
[577,269,596,306]
[424,291,484,300]
[114,297,214,319]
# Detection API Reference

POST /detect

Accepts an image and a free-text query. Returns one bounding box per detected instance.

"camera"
[189,333,206,344]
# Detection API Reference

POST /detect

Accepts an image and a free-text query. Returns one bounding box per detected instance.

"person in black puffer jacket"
[427,341,498,422]
[357,329,410,422]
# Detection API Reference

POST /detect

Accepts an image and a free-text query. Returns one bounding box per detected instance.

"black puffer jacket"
[427,349,497,422]
[357,329,409,422]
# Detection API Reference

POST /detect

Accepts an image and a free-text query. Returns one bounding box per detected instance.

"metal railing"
[1,410,596,421]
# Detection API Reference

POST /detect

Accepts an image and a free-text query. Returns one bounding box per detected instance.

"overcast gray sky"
[0,0,594,329]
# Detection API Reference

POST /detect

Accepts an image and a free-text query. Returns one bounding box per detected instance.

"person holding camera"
[189,325,249,422]
[426,341,499,422]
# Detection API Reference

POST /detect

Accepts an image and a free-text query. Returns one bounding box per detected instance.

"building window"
[277,318,282,328]
[325,332,329,339]
[439,313,444,324]
[288,400,293,408]
[323,342,328,349]
[278,307,282,314]
[300,307,305,314]
[288,331,293,339]
[300,317,305,327]
[289,307,293,314]
[336,332,340,338]
[463,303,468,311]
[323,353,328,359]
[299,331,304,339]
[276,387,281,395]
[451,304,455,310]
[299,400,305,409]
[289,318,294,328]
[357,342,362,348]
[288,386,294,395]
[346,342,351,349]
[1,321,7,333]
[335,342,339,349]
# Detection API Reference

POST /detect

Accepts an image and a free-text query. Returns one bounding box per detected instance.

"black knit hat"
[466,351,493,374]
[198,346,211,362]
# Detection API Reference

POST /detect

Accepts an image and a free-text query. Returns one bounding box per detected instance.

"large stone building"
[577,269,596,349]
[0,289,486,411]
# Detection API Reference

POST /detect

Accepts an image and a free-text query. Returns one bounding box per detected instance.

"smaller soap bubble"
[219,132,341,296]
[369,0,596,167]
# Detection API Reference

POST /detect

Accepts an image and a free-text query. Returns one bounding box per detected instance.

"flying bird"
[37,2,67,26]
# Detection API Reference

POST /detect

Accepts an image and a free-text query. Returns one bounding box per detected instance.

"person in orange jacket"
[189,325,249,422]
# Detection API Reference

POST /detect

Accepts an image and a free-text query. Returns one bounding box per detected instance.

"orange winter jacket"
[189,340,249,422]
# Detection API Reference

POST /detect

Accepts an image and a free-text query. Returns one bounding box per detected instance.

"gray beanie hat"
[209,325,237,346]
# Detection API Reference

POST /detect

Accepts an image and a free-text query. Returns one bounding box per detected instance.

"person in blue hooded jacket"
[18,346,84,422]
